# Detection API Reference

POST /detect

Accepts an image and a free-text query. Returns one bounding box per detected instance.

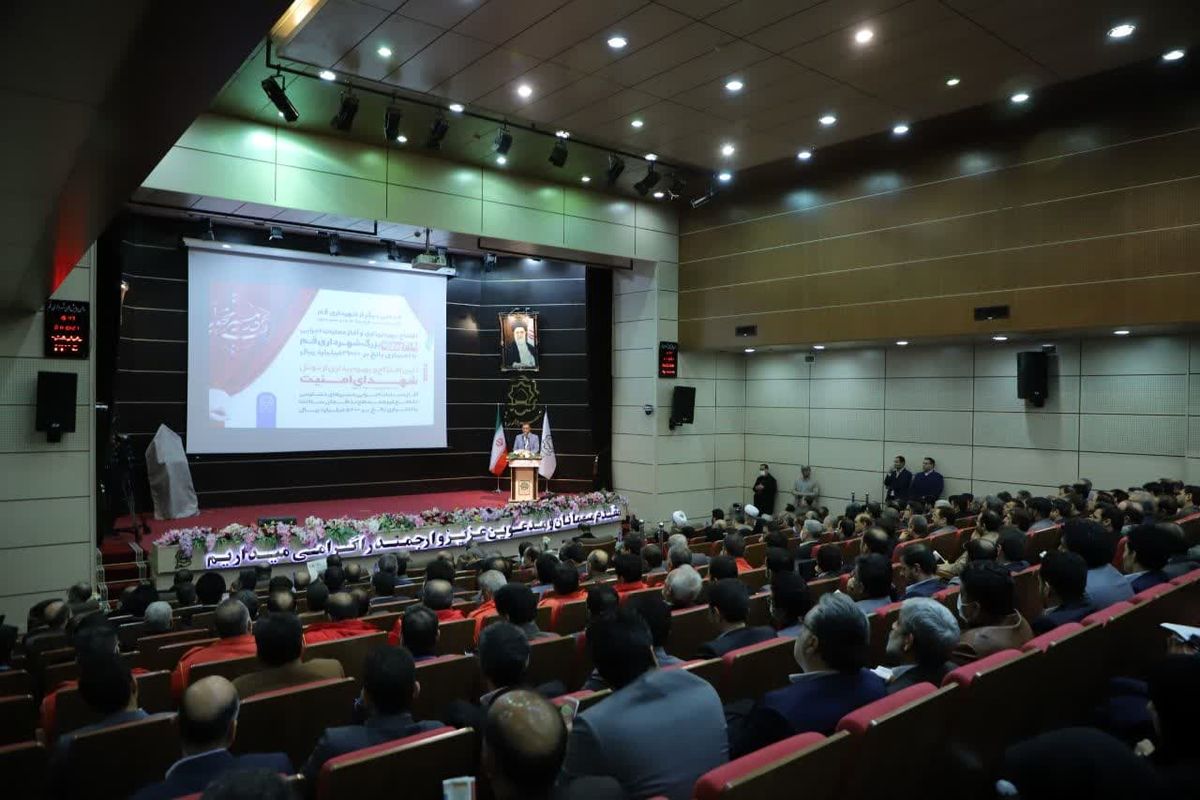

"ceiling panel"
[430,48,542,103]
[333,15,445,81]
[396,0,486,28]
[515,75,623,124]
[383,31,495,92]
[550,3,693,73]
[704,0,822,38]
[669,55,800,111]
[279,0,391,66]
[633,38,774,100]
[472,60,586,116]
[746,0,911,54]
[596,22,735,87]
[654,0,740,19]
[450,0,573,45]
[507,0,649,60]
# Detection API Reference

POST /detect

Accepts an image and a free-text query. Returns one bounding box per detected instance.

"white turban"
[744,504,760,519]
[672,510,688,527]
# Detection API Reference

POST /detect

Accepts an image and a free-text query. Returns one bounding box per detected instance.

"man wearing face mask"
[752,464,778,516]
[952,562,1032,664]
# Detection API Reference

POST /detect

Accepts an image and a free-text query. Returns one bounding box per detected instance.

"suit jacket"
[1031,599,1097,635]
[884,468,913,501]
[1128,570,1169,595]
[302,712,444,783]
[1086,564,1135,609]
[698,626,776,659]
[731,669,887,757]
[503,341,538,369]
[953,613,1033,663]
[131,749,293,800]
[232,658,345,699]
[886,662,954,695]
[513,432,540,452]
[904,577,947,598]
[909,470,944,501]
[752,474,778,514]
[558,668,727,800]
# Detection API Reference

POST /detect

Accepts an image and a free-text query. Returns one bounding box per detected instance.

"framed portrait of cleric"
[498,311,539,372]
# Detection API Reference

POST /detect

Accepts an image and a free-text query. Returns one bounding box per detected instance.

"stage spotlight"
[548,137,568,167]
[605,154,625,185]
[493,128,513,156]
[427,117,449,149]
[260,75,298,122]
[327,233,341,256]
[667,174,686,199]
[268,226,283,242]
[632,165,660,196]
[201,218,215,241]
[384,105,403,141]
[690,181,718,209]
[330,93,359,131]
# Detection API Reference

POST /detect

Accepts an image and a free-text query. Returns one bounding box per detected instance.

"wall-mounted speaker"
[35,371,78,442]
[670,386,696,430]
[1016,352,1049,407]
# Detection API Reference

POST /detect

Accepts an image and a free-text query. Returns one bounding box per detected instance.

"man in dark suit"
[302,646,443,783]
[1031,551,1097,635]
[1122,524,1178,594]
[997,529,1031,573]
[883,598,960,694]
[558,609,728,799]
[884,455,913,503]
[901,546,948,598]
[729,593,887,757]
[131,676,291,800]
[231,612,344,699]
[752,464,778,516]
[504,324,538,369]
[698,579,775,658]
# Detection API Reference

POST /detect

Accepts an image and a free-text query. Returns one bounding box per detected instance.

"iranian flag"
[488,405,509,476]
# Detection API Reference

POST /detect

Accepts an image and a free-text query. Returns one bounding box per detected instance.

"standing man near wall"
[885,456,913,503]
[910,457,944,503]
[793,466,820,511]
[753,464,778,516]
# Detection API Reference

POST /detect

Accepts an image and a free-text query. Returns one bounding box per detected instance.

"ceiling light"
[330,93,359,131]
[396,134,408,144]
[854,27,874,44]
[377,46,392,58]
[653,191,664,199]
[448,103,464,113]
[580,175,591,183]
[426,117,449,149]
[992,335,1008,342]
[1113,329,1131,336]
[725,79,744,92]
[260,76,298,123]
[1163,48,1185,61]
[744,348,756,353]
[720,143,735,156]
[268,226,283,242]
[319,69,337,81]
[1011,91,1030,104]
[548,137,568,167]
[630,118,644,128]
[819,113,837,126]
[554,130,570,138]
[633,165,660,196]
[717,171,732,183]
[797,149,813,160]
[492,128,513,156]
[606,154,625,185]
[812,345,825,350]
[384,105,403,141]
[607,35,627,49]
[946,76,961,86]
[896,340,909,346]
[1107,23,1135,39]
[516,83,533,98]
[644,153,658,161]
[496,155,507,166]
[892,123,909,135]
[221,243,231,249]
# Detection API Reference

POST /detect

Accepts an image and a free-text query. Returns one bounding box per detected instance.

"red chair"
[933,586,960,617]
[738,568,769,593]
[1170,566,1200,585]
[867,602,903,668]
[806,576,840,604]
[526,636,576,690]
[1020,622,1107,729]
[0,670,31,699]
[680,658,725,693]
[1081,601,1135,627]
[942,649,1042,772]
[693,731,853,800]
[718,638,795,703]
[927,529,963,563]
[435,617,476,655]
[667,606,718,660]
[1112,536,1128,569]
[1012,565,1043,624]
[316,727,476,800]
[1024,525,1061,563]
[1130,582,1175,604]
[62,712,179,799]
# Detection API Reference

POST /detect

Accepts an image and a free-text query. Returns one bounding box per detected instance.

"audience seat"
[942,649,1043,773]
[738,568,769,593]
[1096,590,1187,677]
[0,669,31,699]
[435,618,476,655]
[55,670,172,737]
[645,572,667,587]
[927,529,963,563]
[43,650,142,693]
[189,610,216,630]
[1160,572,1200,626]
[144,637,216,673]
[806,576,841,604]
[1081,601,1135,628]
[933,586,960,616]
[867,602,903,667]
[835,683,960,800]
[0,740,46,797]
[362,611,402,634]
[61,712,179,799]
[551,689,611,714]
[693,730,852,800]
[304,631,386,683]
[1024,525,1061,563]
[744,542,767,569]
[680,658,725,693]
[1019,622,1107,730]
[1112,536,1128,569]
[618,587,662,606]
[1129,582,1174,605]
[0,695,36,745]
[316,726,476,800]
[186,654,261,687]
[117,621,150,650]
[718,638,796,703]
[551,600,587,635]
[571,632,592,691]
[1012,565,1043,624]
[412,654,480,720]
[580,538,616,556]
[746,592,770,627]
[526,635,577,691]
[232,677,358,768]
[666,606,718,661]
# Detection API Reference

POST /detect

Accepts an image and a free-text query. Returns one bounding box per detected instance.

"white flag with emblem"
[538,409,557,478]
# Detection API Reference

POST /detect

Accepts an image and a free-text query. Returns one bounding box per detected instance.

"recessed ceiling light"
[854,27,874,44]
[717,171,732,183]
[720,143,735,156]
[554,130,570,138]
[607,35,627,49]
[319,70,337,81]
[812,345,825,350]
[580,175,591,183]
[946,76,961,86]
[1163,48,1185,61]
[992,335,1008,342]
[496,155,507,165]
[725,79,744,92]
[819,113,837,126]
[744,348,756,353]
[1107,23,1136,39]
[630,118,644,128]
[278,110,285,118]
[644,153,657,161]
[448,103,464,113]
[221,244,231,249]
[892,123,909,135]
[797,149,813,160]
[516,84,533,98]
[396,134,408,144]
[1113,329,1131,336]
[895,340,909,346]
[377,46,392,58]
[653,191,664,199]
[1010,91,1030,104]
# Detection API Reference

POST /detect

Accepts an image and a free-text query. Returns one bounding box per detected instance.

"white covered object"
[145,424,199,520]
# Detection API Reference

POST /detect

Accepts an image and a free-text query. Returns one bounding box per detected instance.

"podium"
[508,455,541,503]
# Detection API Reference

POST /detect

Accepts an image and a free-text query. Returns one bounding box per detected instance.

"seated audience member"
[1031,551,1096,634]
[302,646,442,783]
[929,503,958,535]
[884,598,960,694]
[585,549,610,581]
[1027,497,1057,532]
[613,553,648,594]
[996,727,1164,800]
[902,515,930,542]
[938,510,1002,580]
[172,599,258,697]
[322,566,346,593]
[1146,655,1200,792]
[708,555,738,582]
[471,569,509,641]
[698,579,774,658]
[533,554,560,596]
[770,572,811,638]
[764,547,795,582]
[953,562,1033,663]
[119,581,161,618]
[420,579,466,623]
[559,541,586,568]
[662,564,703,610]
[559,609,728,799]
[197,768,292,800]
[539,563,587,624]
[234,568,258,593]
[1006,507,1032,533]
[24,598,68,653]
[902,545,947,598]
[1123,524,1178,594]
[344,562,365,585]
[292,570,311,591]
[233,590,260,622]
[266,591,295,615]
[175,582,198,608]
[370,571,396,605]
[350,587,371,618]
[642,545,666,575]
[132,676,291,800]
[667,542,695,571]
[815,545,844,580]
[266,575,292,594]
[997,529,1031,573]
[849,553,896,614]
[1177,485,1200,517]
[585,584,619,624]
[144,600,173,634]
[396,605,440,660]
[52,653,148,770]
[232,612,344,698]
[860,528,894,559]
[303,592,376,644]
[477,622,538,705]
[305,581,330,614]
[628,593,683,668]
[425,557,456,583]
[495,583,556,641]
[722,533,753,573]
[730,592,886,757]
[1061,519,1134,608]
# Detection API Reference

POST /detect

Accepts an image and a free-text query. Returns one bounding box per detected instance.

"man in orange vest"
[171,598,257,697]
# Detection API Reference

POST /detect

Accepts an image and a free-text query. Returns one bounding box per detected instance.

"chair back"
[435,618,476,655]
[305,631,387,683]
[55,671,172,737]
[867,602,904,667]
[746,592,770,627]
[413,655,480,720]
[0,695,36,745]
[806,576,841,604]
[719,638,796,703]
[667,606,718,660]
[693,731,852,800]
[744,542,767,569]
[1024,525,1061,563]
[0,669,31,699]
[117,621,150,650]
[317,727,477,800]
[1020,622,1107,729]
[739,568,769,593]
[43,651,141,693]
[150,637,217,673]
[551,600,587,635]
[63,713,179,799]
[943,649,1042,771]
[927,529,963,563]
[187,654,261,686]
[0,740,46,796]
[1012,566,1043,624]
[362,611,402,634]
[233,677,358,767]
[526,636,576,691]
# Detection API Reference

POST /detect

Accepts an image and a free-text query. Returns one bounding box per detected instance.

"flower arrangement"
[154,491,625,560]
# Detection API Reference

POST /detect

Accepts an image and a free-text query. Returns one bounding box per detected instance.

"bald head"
[214,598,250,638]
[484,689,568,800]
[44,600,69,630]
[587,550,609,576]
[326,592,359,621]
[293,570,311,589]
[422,579,454,610]
[179,675,240,753]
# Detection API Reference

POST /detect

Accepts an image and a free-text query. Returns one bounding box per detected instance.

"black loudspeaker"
[1016,352,1049,407]
[670,386,696,430]
[36,371,78,442]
